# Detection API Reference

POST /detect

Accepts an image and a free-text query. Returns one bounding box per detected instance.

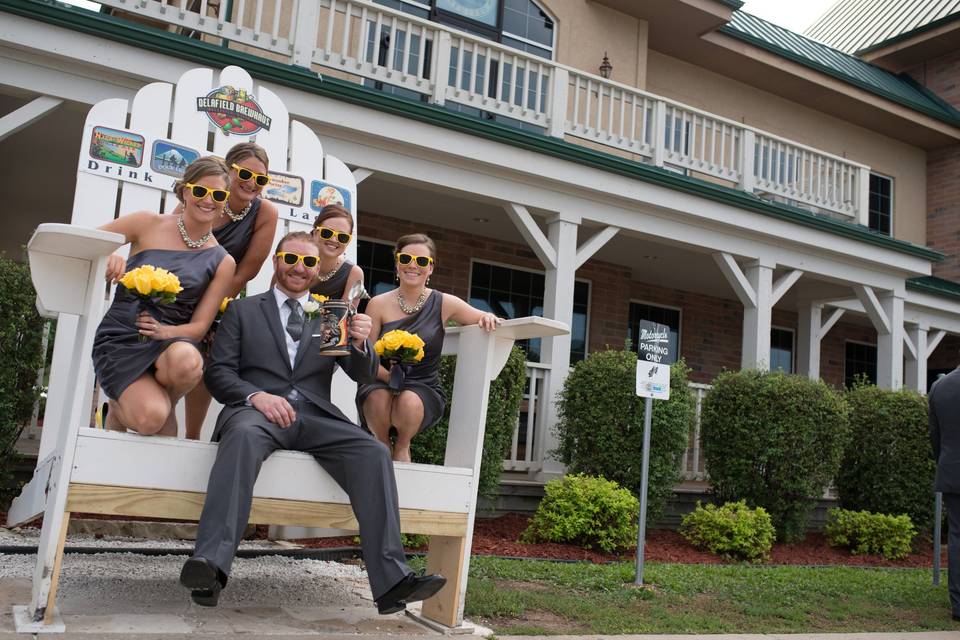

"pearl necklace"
[316,255,345,282]
[222,199,253,222]
[177,215,213,249]
[397,289,428,315]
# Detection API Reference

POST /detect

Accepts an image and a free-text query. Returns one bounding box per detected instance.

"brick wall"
[357,210,882,388]
[906,49,960,282]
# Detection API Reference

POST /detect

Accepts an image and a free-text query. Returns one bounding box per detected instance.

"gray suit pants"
[945,493,960,616]
[194,401,410,600]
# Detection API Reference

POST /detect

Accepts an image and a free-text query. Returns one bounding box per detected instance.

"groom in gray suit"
[180,230,445,614]
[930,365,960,622]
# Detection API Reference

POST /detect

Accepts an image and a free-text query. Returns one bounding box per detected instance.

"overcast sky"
[739,0,840,33]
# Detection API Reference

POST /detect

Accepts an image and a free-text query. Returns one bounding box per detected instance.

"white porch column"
[797,303,844,380]
[714,253,781,371]
[855,285,904,390]
[904,324,928,393]
[537,211,579,478]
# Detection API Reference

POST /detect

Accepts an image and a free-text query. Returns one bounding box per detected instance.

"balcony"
[91,0,871,223]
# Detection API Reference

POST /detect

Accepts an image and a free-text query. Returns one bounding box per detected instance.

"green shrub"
[679,500,775,562]
[700,370,850,542]
[412,345,526,501]
[824,508,916,560]
[521,474,638,553]
[835,383,934,533]
[0,253,45,509]
[556,351,693,525]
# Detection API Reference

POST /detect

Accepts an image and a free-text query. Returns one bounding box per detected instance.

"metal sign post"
[634,320,673,586]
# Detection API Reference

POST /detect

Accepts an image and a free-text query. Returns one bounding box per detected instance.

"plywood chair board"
[7,64,569,634]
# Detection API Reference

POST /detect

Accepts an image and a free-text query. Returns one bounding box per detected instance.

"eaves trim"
[908,276,960,302]
[1,0,945,264]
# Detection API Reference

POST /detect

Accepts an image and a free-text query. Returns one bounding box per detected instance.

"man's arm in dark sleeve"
[929,384,942,462]
[204,303,261,406]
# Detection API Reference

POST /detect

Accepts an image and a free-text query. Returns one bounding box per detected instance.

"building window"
[628,302,680,365]
[770,327,794,373]
[469,261,590,363]
[373,0,555,57]
[356,239,398,312]
[844,341,877,387]
[868,173,892,236]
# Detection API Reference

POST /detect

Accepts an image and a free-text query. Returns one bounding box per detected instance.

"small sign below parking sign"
[636,360,670,400]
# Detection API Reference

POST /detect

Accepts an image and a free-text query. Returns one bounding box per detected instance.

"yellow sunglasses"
[185,183,230,203]
[232,163,270,187]
[396,252,433,267]
[276,252,320,268]
[314,226,352,245]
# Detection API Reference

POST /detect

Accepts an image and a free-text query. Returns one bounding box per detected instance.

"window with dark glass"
[770,327,794,373]
[868,173,892,236]
[628,302,680,365]
[844,341,877,387]
[356,239,398,312]
[469,261,589,363]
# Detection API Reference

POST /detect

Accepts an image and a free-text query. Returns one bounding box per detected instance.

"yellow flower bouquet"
[119,264,183,341]
[374,329,425,391]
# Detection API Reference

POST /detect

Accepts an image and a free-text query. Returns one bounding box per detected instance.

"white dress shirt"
[273,285,310,368]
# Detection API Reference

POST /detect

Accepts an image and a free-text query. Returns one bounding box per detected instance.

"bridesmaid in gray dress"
[95,156,236,436]
[184,142,279,439]
[358,233,500,462]
[309,203,363,300]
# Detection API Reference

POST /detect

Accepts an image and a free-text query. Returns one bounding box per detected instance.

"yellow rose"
[374,340,384,356]
[133,270,153,295]
[408,333,425,350]
[119,270,137,290]
[159,270,182,294]
[382,331,404,352]
[413,348,424,362]
[311,294,329,303]
[219,297,233,314]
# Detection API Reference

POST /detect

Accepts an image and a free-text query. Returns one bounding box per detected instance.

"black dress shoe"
[952,613,960,622]
[376,572,447,615]
[180,556,224,607]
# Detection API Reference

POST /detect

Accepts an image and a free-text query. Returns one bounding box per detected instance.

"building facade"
[2,0,960,481]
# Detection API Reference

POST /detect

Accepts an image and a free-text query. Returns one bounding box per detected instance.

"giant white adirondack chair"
[8,65,568,633]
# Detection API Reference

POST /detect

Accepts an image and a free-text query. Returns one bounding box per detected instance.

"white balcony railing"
[94,0,871,222]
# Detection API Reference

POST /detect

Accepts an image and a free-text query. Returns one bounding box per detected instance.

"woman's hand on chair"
[478,312,501,332]
[105,253,127,283]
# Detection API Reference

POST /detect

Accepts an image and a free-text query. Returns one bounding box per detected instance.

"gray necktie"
[285,298,303,342]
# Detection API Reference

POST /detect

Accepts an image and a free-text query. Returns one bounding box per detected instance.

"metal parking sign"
[636,360,671,400]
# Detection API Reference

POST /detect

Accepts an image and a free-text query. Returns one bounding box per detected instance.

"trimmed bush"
[679,500,775,562]
[835,383,934,533]
[556,351,693,525]
[412,345,526,501]
[521,474,638,553]
[0,254,45,509]
[700,370,850,541]
[824,508,916,560]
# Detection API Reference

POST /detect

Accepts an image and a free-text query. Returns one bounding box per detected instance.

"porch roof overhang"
[588,0,739,51]
[858,16,960,72]
[0,0,944,284]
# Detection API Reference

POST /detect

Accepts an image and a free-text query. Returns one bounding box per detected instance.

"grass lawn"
[455,556,957,635]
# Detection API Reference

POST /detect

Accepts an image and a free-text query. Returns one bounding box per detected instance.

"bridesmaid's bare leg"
[390,391,424,463]
[362,389,395,453]
[154,342,204,438]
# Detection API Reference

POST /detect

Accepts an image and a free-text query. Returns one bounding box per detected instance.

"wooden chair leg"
[43,511,71,625]
[421,534,466,627]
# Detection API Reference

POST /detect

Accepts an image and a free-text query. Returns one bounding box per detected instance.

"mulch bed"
[287,512,947,569]
[4,509,945,569]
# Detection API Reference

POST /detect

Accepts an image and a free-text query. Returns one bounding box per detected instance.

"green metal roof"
[719,11,960,129]
[908,276,960,302]
[805,0,960,54]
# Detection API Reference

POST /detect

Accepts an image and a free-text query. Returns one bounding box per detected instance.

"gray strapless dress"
[310,260,354,299]
[356,290,445,433]
[213,198,261,264]
[92,246,228,400]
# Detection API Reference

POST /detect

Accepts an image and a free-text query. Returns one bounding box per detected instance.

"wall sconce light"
[599,52,612,79]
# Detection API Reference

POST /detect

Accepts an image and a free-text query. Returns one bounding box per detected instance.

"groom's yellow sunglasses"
[276,252,320,268]
[185,183,230,203]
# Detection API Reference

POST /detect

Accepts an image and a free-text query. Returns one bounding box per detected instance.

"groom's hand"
[250,392,296,428]
[349,313,372,348]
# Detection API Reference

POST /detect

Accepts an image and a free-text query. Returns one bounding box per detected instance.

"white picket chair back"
[39,65,358,458]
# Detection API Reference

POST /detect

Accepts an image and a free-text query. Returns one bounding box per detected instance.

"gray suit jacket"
[205,291,379,441]
[929,367,960,494]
